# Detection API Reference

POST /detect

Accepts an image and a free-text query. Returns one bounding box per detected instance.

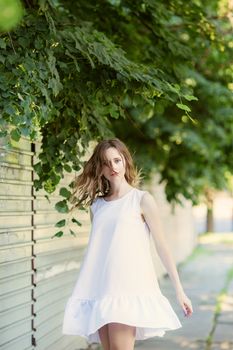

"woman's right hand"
[176,290,193,317]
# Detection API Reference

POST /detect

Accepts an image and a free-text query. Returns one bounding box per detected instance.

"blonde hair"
[70,138,142,208]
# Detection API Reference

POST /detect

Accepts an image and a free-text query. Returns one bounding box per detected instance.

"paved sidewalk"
[135,233,233,350]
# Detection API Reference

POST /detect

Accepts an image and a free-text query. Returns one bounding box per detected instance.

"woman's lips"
[111,172,118,176]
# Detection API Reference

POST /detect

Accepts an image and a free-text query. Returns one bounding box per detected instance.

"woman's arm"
[141,191,193,317]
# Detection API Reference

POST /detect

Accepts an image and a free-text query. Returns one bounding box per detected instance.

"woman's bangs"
[99,152,109,167]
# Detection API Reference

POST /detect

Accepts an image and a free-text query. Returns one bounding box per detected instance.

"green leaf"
[73,164,81,171]
[33,162,42,174]
[0,54,5,63]
[64,164,72,173]
[69,229,76,236]
[33,179,42,190]
[0,38,6,49]
[59,187,71,199]
[44,179,56,194]
[20,127,30,137]
[176,103,191,112]
[183,95,198,101]
[10,128,21,142]
[55,164,63,174]
[44,194,51,203]
[72,217,82,226]
[50,172,61,186]
[55,219,66,227]
[69,181,76,188]
[55,200,69,213]
[174,84,180,92]
[52,231,64,238]
[0,130,7,137]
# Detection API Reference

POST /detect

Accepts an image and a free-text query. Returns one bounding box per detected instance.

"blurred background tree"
[0,0,23,31]
[0,0,232,218]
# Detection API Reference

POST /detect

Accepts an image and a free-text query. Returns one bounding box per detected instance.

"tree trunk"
[205,188,214,233]
[206,206,214,232]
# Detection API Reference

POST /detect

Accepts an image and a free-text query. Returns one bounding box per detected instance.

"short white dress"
[62,187,182,344]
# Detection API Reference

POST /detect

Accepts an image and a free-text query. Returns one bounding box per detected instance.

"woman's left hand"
[176,290,193,317]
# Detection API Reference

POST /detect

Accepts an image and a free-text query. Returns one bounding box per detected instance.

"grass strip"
[205,266,233,350]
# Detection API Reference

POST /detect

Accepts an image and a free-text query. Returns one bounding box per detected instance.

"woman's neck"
[107,182,133,198]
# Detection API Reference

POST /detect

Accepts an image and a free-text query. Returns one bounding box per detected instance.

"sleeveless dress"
[62,187,182,344]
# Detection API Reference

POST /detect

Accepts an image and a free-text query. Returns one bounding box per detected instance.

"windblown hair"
[70,138,142,208]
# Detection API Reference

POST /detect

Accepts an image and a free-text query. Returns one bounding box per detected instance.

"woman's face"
[101,147,126,182]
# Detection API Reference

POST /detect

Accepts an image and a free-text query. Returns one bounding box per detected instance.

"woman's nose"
[109,163,117,171]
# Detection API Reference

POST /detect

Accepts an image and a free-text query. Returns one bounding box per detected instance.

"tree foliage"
[0,0,232,235]
[111,1,233,203]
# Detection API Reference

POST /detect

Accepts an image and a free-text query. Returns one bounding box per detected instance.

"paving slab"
[228,279,233,295]
[218,313,233,324]
[213,323,233,343]
[211,342,233,350]
[135,338,205,350]
[218,296,233,324]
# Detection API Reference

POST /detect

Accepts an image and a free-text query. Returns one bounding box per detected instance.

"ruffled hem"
[62,294,182,344]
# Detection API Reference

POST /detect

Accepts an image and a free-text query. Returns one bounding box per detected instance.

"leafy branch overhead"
[0,0,232,236]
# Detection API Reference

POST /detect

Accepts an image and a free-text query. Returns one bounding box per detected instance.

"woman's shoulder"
[132,188,155,206]
[90,195,103,214]
[130,188,153,210]
[91,195,101,203]
[90,196,102,206]
[134,187,150,198]
[139,190,158,211]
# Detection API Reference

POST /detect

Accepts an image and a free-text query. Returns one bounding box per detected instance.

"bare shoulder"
[140,191,158,213]
[141,190,153,201]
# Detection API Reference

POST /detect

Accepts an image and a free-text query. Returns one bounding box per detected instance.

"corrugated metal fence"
[0,137,90,350]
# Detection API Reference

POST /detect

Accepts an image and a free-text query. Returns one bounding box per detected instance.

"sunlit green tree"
[0,1,232,235]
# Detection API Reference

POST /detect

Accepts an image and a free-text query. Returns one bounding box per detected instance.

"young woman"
[62,138,193,350]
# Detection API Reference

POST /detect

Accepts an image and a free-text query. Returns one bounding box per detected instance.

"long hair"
[70,138,142,208]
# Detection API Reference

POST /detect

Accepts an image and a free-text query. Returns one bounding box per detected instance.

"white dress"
[62,187,182,344]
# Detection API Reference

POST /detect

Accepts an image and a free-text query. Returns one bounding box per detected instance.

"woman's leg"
[98,324,110,350]
[108,322,136,350]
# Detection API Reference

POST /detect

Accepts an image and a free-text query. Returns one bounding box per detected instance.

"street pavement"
[135,233,233,350]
